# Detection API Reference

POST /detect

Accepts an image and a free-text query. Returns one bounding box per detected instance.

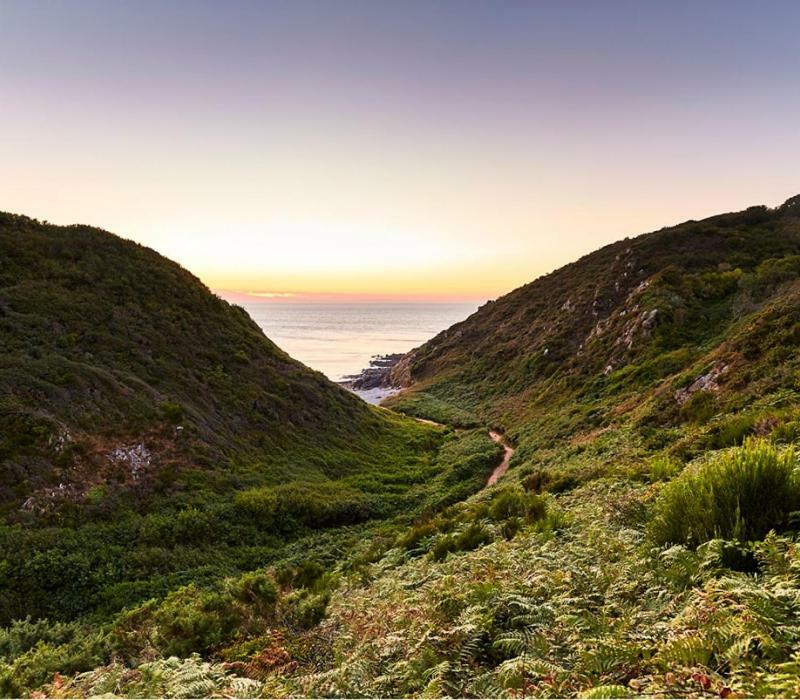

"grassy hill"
[389,196,800,450]
[0,214,507,643]
[0,211,385,507]
[5,198,800,698]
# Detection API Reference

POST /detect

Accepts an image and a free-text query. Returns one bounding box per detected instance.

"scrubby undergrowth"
[5,198,800,697]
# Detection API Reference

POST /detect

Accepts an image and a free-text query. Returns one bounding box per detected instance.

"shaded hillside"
[0,212,381,512]
[0,213,489,625]
[390,196,800,448]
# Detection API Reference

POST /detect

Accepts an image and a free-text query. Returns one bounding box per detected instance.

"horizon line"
[216,290,494,305]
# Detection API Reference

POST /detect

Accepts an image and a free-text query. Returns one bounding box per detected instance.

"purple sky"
[1,1,798,298]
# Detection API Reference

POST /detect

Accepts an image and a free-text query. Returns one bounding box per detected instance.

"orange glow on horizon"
[216,289,493,305]
[2,4,797,300]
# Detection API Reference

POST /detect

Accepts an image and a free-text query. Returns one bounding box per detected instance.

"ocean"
[241,302,478,382]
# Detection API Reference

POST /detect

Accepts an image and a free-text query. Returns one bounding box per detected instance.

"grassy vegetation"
[4,198,800,697]
[649,438,800,546]
[383,391,481,427]
[0,213,514,694]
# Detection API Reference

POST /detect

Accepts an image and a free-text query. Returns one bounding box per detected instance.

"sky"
[1,0,798,301]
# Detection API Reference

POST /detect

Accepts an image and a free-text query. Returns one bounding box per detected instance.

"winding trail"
[486,430,515,486]
[407,414,514,487]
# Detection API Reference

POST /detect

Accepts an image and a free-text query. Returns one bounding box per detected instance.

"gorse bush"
[431,523,494,561]
[649,438,800,546]
[488,487,547,521]
[708,412,759,448]
[0,617,82,663]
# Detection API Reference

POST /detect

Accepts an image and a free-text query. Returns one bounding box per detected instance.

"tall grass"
[649,438,800,546]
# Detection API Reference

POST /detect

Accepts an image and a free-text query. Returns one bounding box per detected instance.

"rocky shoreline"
[340,353,404,389]
[339,353,405,405]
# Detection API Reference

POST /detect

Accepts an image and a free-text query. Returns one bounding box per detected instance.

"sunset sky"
[2,1,798,301]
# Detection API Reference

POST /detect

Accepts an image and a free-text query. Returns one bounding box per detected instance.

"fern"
[580,683,634,698]
[657,634,713,667]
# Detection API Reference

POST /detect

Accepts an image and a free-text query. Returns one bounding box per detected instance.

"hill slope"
[0,213,490,626]
[0,211,381,511]
[389,196,800,450]
[6,199,800,698]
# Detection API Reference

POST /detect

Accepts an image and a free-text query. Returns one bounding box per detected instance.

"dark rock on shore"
[340,353,404,390]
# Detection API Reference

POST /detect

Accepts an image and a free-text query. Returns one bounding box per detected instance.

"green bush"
[0,617,81,662]
[287,590,331,629]
[521,469,551,493]
[772,419,800,444]
[708,413,759,449]
[647,455,683,482]
[488,488,528,520]
[649,439,800,546]
[500,517,523,540]
[385,392,480,428]
[521,468,580,494]
[274,560,327,590]
[0,627,106,697]
[456,523,494,551]
[431,524,494,561]
[396,521,437,551]
[226,571,278,612]
[159,401,184,423]
[488,488,547,522]
[235,481,374,531]
[680,390,716,424]
[430,536,458,561]
[151,585,243,657]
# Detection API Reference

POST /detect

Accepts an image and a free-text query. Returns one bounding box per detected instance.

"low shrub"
[488,487,547,522]
[226,571,278,612]
[159,401,184,423]
[772,419,800,444]
[431,524,494,561]
[647,455,683,482]
[0,642,102,698]
[234,481,375,531]
[649,438,800,546]
[385,392,480,428]
[150,585,245,657]
[275,560,327,590]
[488,488,527,520]
[500,517,523,540]
[286,590,331,629]
[396,522,437,551]
[0,617,82,663]
[522,468,580,494]
[456,523,494,551]
[707,413,758,449]
[680,390,717,424]
[521,469,550,493]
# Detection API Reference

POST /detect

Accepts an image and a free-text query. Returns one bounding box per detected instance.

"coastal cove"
[240,300,478,386]
[4,2,800,696]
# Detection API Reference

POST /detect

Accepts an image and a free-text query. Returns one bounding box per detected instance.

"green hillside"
[389,195,800,451]
[5,198,800,698]
[0,210,382,505]
[0,214,503,650]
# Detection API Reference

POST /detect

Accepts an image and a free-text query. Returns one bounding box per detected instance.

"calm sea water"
[242,302,478,381]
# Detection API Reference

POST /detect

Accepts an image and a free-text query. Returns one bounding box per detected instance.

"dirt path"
[486,430,514,486]
[413,417,445,427]
[408,415,514,487]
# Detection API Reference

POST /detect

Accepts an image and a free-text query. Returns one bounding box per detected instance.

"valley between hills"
[2,196,800,697]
